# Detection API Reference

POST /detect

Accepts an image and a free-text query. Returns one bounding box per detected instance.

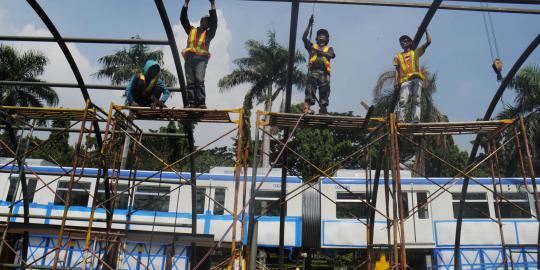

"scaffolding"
[0,104,246,269]
[0,0,538,269]
[245,110,538,270]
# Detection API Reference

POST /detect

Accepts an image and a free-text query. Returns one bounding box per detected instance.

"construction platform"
[116,105,241,124]
[257,111,385,130]
[0,105,105,122]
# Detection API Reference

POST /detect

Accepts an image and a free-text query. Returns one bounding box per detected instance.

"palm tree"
[497,64,540,174]
[372,68,446,176]
[0,44,58,107]
[94,35,176,86]
[218,31,306,167]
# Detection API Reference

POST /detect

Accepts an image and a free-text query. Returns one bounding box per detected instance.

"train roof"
[0,164,533,186]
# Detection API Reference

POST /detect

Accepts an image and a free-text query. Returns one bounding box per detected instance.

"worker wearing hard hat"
[181,0,217,109]
[302,15,336,115]
[393,30,431,123]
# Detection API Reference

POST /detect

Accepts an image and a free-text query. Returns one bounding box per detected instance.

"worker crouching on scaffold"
[181,0,217,109]
[302,15,335,115]
[125,60,170,108]
[393,30,431,123]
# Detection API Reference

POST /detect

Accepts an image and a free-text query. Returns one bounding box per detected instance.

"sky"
[1,0,539,151]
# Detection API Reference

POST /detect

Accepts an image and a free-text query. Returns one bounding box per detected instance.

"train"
[0,162,538,269]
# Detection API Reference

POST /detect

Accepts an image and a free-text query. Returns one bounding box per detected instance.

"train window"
[7,177,37,203]
[451,192,490,219]
[495,192,531,219]
[254,190,283,216]
[54,181,91,207]
[400,192,410,218]
[336,192,368,219]
[416,192,429,219]
[196,188,207,214]
[96,184,130,210]
[213,188,226,215]
[133,186,170,212]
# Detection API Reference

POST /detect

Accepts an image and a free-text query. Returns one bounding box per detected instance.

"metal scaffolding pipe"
[0,125,186,137]
[244,0,540,14]
[0,80,181,92]
[0,35,169,45]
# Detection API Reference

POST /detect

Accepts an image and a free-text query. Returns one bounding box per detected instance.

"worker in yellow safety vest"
[302,15,335,114]
[181,0,218,109]
[393,30,431,122]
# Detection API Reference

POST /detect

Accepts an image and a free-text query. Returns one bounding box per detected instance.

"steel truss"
[244,110,538,270]
[0,104,246,270]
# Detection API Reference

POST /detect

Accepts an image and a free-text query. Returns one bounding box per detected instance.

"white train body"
[0,165,538,269]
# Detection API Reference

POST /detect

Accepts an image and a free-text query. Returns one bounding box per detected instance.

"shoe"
[198,104,207,109]
[185,104,195,108]
[303,108,314,114]
[319,107,328,115]
[411,118,420,124]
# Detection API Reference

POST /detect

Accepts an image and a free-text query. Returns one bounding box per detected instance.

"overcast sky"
[1,0,539,151]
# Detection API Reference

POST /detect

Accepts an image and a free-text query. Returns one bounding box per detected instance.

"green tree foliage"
[32,119,74,166]
[125,122,235,172]
[497,64,540,175]
[94,35,176,87]
[284,104,359,182]
[219,31,306,167]
[0,44,58,107]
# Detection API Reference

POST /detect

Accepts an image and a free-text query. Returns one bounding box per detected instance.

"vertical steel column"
[389,113,407,270]
[279,0,300,268]
[487,142,509,270]
[367,147,385,270]
[248,117,261,270]
[519,115,540,265]
[230,110,244,268]
[454,34,540,269]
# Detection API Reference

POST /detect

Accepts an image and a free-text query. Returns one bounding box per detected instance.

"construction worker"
[181,0,217,109]
[125,60,170,108]
[302,15,335,115]
[393,30,431,122]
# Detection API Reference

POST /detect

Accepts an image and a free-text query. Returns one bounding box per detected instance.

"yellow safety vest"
[309,44,331,73]
[182,28,210,57]
[396,50,425,83]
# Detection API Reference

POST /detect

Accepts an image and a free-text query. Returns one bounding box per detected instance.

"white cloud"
[8,24,124,109]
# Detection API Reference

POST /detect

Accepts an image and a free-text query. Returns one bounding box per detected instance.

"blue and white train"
[0,164,538,269]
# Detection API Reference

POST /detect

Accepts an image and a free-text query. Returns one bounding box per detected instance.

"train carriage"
[0,164,538,269]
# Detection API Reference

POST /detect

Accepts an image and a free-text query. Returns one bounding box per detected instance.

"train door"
[400,191,434,244]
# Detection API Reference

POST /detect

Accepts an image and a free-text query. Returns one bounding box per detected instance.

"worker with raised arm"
[181,0,217,109]
[302,15,335,115]
[393,31,431,123]
[125,60,170,108]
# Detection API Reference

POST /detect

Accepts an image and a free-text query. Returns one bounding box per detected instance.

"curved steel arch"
[454,33,540,270]
[25,0,114,268]
[153,2,199,270]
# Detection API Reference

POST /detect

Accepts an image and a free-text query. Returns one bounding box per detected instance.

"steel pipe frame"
[245,0,540,14]
[0,125,186,137]
[0,35,169,45]
[454,33,540,269]
[152,2,200,270]
[0,80,182,92]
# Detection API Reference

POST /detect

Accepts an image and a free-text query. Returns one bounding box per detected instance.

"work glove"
[309,15,314,26]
